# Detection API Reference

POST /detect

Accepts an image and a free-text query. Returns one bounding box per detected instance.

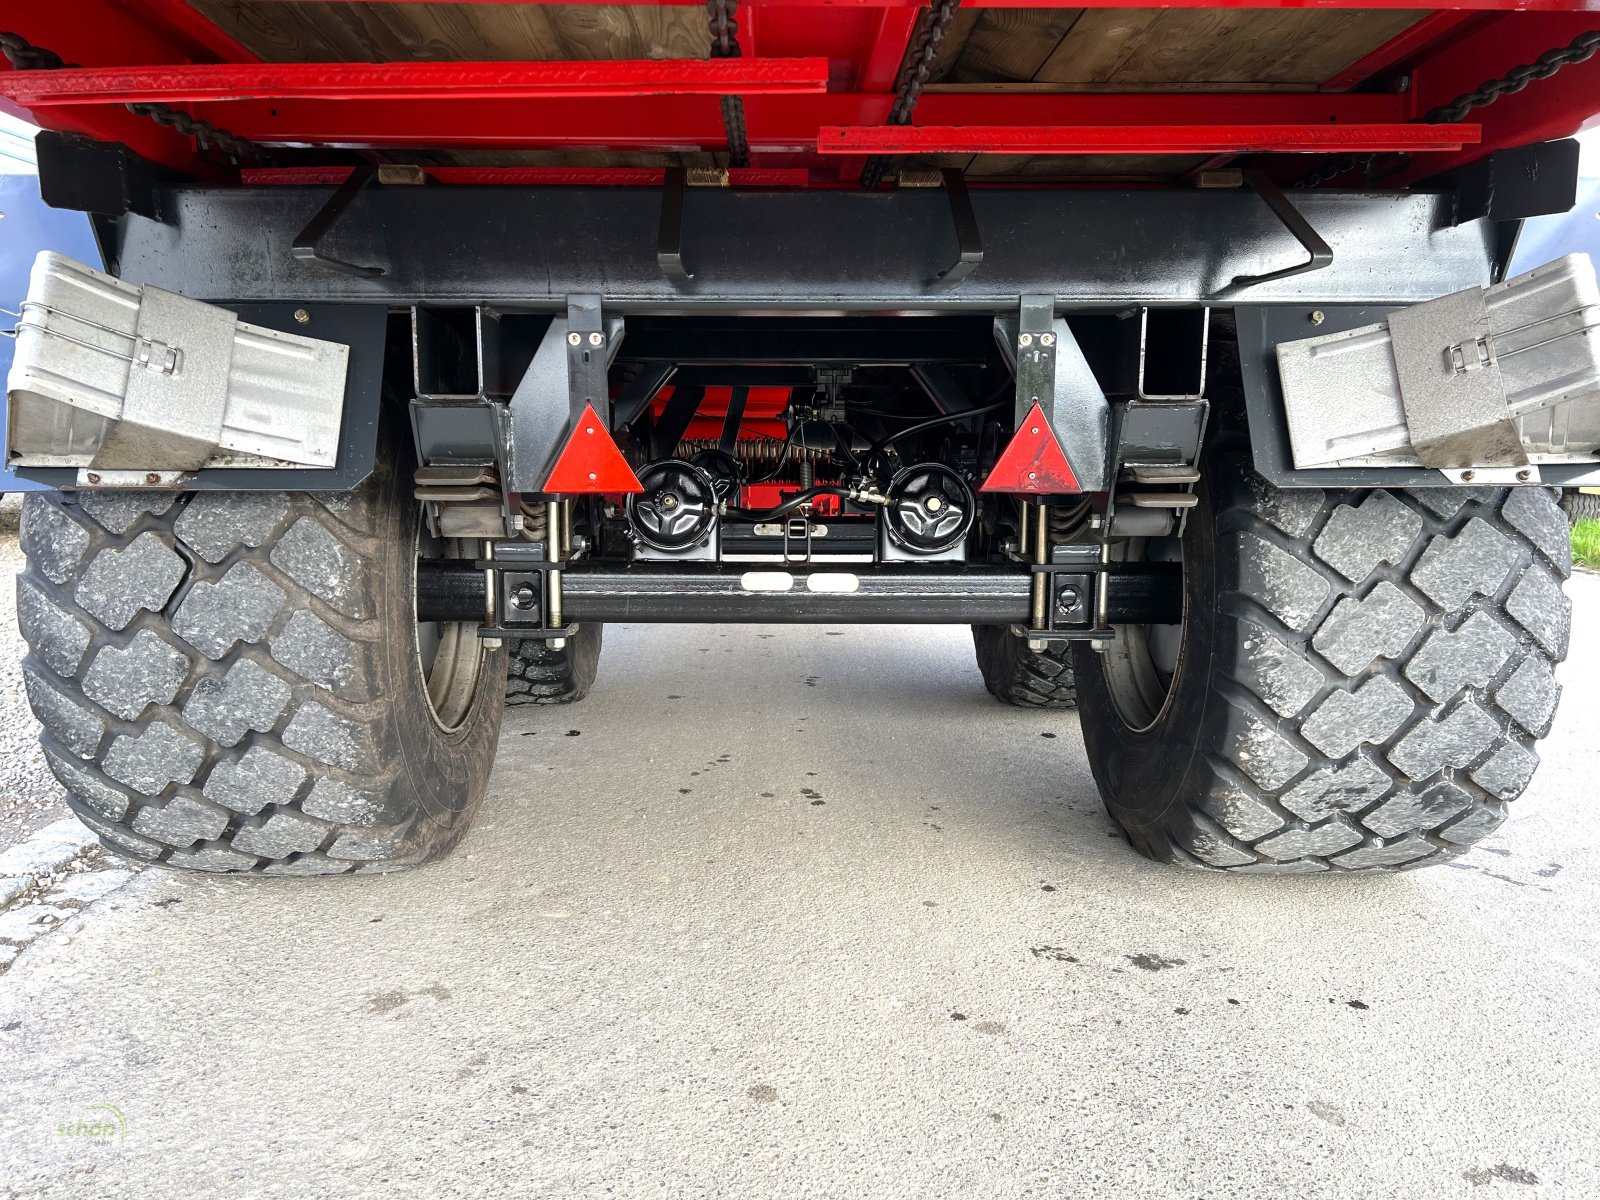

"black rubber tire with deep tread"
[505,623,603,706]
[1074,445,1572,873]
[1560,489,1600,525]
[15,437,507,875]
[972,624,1077,708]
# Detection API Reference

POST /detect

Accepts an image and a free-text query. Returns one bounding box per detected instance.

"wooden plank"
[189,1,708,64]
[1034,8,1420,89]
[944,9,1085,83]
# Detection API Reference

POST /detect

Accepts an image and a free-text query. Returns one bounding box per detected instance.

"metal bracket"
[1215,170,1331,297]
[565,295,612,424]
[933,169,983,286]
[292,165,386,279]
[1013,295,1056,426]
[657,167,692,285]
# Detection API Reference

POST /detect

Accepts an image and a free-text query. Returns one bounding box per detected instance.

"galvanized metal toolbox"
[1276,253,1600,478]
[5,251,348,474]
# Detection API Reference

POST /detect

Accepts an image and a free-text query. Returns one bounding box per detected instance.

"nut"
[1018,333,1034,347]
[567,332,583,346]
[1516,468,1533,482]
[588,332,604,347]
[293,308,311,325]
[1309,310,1325,325]
[1040,333,1056,346]
[1461,470,1476,482]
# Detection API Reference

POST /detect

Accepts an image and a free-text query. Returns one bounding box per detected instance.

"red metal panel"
[0,5,236,173]
[0,59,833,106]
[1372,11,1600,182]
[240,166,814,187]
[818,123,1482,155]
[115,0,262,63]
[90,92,1416,152]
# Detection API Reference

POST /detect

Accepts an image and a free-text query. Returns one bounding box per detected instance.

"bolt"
[1461,469,1476,482]
[567,332,582,346]
[511,582,538,610]
[1027,638,1047,653]
[145,472,161,485]
[1309,310,1325,325]
[293,308,310,325]
[1027,471,1037,480]
[482,637,503,650]
[1040,333,1056,346]
[1056,586,1081,613]
[587,471,598,482]
[1516,468,1533,482]
[925,496,943,512]
[1018,333,1033,347]
[588,332,604,347]
[85,472,102,484]
[660,492,680,510]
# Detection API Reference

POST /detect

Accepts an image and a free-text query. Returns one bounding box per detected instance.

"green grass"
[1572,519,1600,571]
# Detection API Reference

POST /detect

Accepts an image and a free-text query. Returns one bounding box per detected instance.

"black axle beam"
[416,560,1180,627]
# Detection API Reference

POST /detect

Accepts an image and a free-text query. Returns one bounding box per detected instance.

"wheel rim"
[1099,536,1186,734]
[414,519,485,732]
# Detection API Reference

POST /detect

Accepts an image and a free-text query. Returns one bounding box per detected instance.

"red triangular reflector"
[542,403,643,494]
[980,403,1080,494]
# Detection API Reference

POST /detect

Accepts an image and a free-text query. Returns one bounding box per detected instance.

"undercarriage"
[3,3,1598,876]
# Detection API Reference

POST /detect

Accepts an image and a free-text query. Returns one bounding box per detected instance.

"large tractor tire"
[505,624,603,706]
[16,435,507,875]
[1560,489,1600,525]
[971,625,1077,708]
[1074,442,1571,874]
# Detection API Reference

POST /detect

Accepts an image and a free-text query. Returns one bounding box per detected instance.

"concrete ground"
[0,496,71,853]
[2,580,1599,1198]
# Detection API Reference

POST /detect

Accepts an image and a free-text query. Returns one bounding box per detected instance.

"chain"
[707,0,750,169]
[1426,30,1600,124]
[860,0,963,190]
[1,30,267,164]
[124,101,264,162]
[1295,29,1600,189]
[0,31,63,71]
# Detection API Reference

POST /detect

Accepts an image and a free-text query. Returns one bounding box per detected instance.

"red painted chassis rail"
[0,3,1594,181]
[0,59,834,105]
[817,123,1482,154]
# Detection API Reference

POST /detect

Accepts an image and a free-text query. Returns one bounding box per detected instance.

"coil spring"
[673,438,828,464]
